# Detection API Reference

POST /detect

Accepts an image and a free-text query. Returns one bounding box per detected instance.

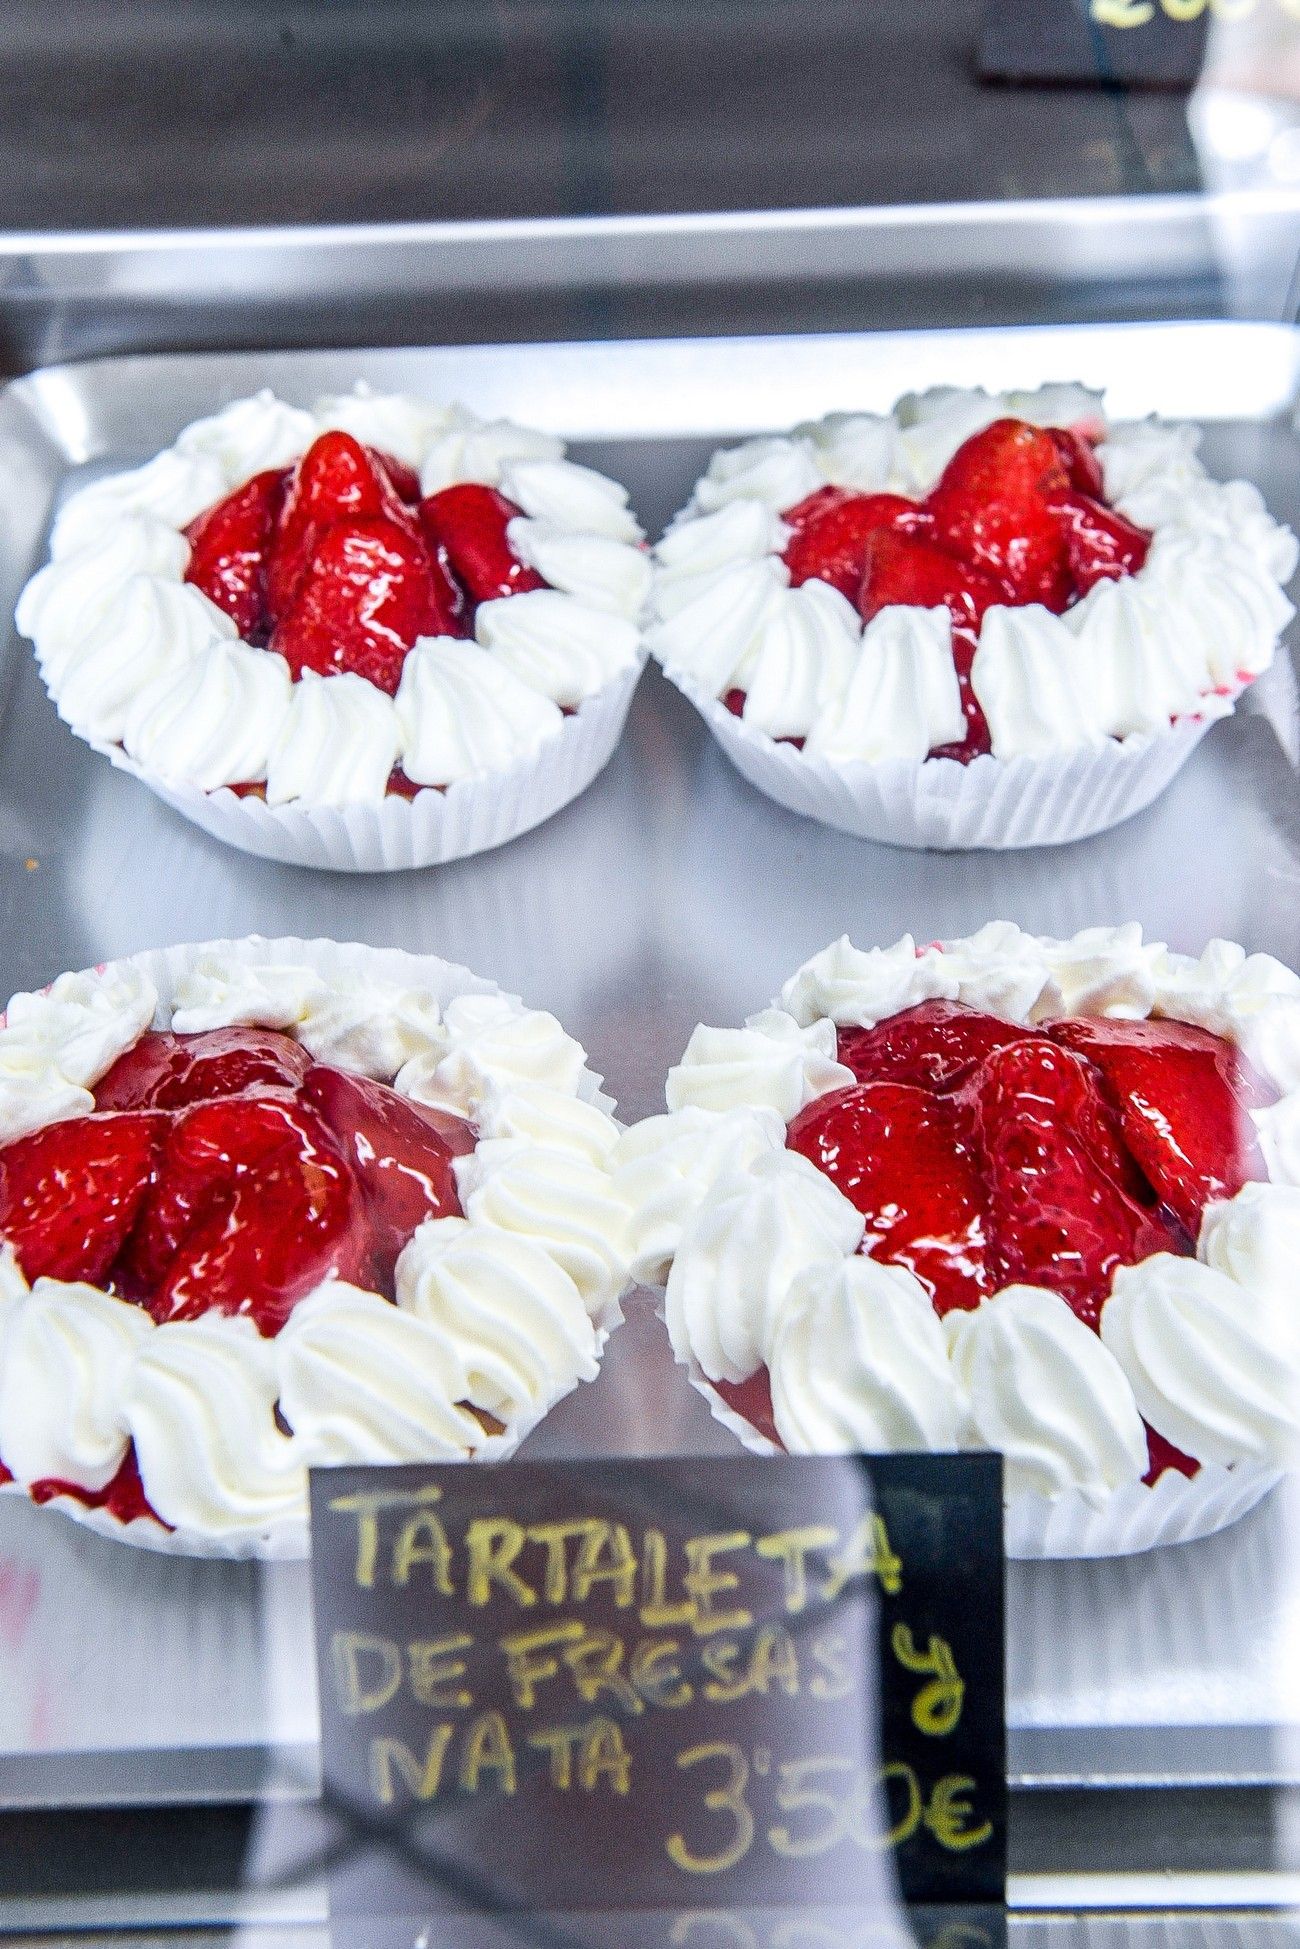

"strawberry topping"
[0,1111,166,1285]
[788,1082,993,1315]
[419,483,547,605]
[1045,489,1151,596]
[267,431,408,615]
[1047,426,1106,499]
[184,468,287,641]
[1046,1017,1271,1235]
[95,1027,311,1110]
[961,1038,1182,1330]
[776,999,1259,1406]
[926,417,1074,610]
[780,487,925,601]
[371,449,422,505]
[836,1000,1035,1092]
[728,415,1154,767]
[31,1443,169,1528]
[1143,1422,1201,1486]
[176,430,546,711]
[0,1025,478,1346]
[714,1368,783,1449]
[303,1066,473,1286]
[122,1093,370,1333]
[269,515,443,694]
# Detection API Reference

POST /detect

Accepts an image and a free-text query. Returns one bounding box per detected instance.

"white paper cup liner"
[59,655,646,873]
[662,660,1219,852]
[673,1340,1281,1562]
[0,934,626,1560]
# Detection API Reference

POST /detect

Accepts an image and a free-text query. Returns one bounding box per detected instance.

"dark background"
[0,0,1210,233]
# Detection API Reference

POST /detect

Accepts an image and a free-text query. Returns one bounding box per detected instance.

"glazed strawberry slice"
[1047,427,1105,500]
[0,1111,165,1284]
[927,417,1073,611]
[95,1028,311,1111]
[1046,490,1150,596]
[124,1093,368,1334]
[183,468,287,640]
[304,1065,474,1287]
[419,483,546,605]
[1047,1017,1270,1235]
[788,1082,992,1314]
[859,529,1005,760]
[1143,1421,1200,1486]
[780,486,925,600]
[267,430,415,616]
[269,515,441,694]
[859,527,1004,632]
[836,1001,1035,1094]
[370,449,422,505]
[963,1039,1180,1330]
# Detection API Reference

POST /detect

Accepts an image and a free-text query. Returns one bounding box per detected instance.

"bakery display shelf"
[0,321,1298,1811]
[3,189,1298,374]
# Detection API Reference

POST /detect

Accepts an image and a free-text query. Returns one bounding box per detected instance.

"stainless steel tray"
[1,320,1299,1810]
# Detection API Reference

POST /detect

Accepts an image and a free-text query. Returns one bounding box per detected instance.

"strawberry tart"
[620,924,1300,1556]
[650,386,1298,850]
[0,936,634,1556]
[16,388,650,870]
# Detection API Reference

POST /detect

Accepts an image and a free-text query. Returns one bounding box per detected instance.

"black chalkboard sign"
[979,0,1211,87]
[309,1453,1005,1930]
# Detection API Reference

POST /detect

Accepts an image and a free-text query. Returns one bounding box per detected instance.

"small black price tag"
[309,1453,1005,1925]
[979,0,1211,87]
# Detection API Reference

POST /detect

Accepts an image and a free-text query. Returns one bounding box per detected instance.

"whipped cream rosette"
[624,923,1300,1557]
[0,936,635,1558]
[17,388,649,871]
[650,386,1297,851]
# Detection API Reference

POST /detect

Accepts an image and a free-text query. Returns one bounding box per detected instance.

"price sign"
[310,1453,1005,1923]
[979,0,1217,85]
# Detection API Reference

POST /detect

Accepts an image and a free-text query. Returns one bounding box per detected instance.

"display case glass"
[2,5,1300,1944]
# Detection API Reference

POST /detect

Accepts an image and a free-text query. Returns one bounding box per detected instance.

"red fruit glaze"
[95,1027,311,1111]
[419,483,546,604]
[0,1112,165,1285]
[859,527,1004,632]
[1047,490,1151,596]
[788,1082,992,1314]
[183,468,287,640]
[386,767,426,801]
[370,449,422,505]
[125,1093,369,1334]
[178,429,555,745]
[714,1368,784,1449]
[269,516,440,694]
[31,1443,169,1528]
[304,1066,473,1286]
[927,418,1073,610]
[268,431,407,615]
[859,529,1004,760]
[1143,1421,1201,1486]
[836,1000,1035,1093]
[963,1039,1181,1331]
[780,486,924,601]
[1047,1016,1271,1235]
[1047,427,1106,500]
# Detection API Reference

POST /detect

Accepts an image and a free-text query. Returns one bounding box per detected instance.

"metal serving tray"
[0,321,1298,1812]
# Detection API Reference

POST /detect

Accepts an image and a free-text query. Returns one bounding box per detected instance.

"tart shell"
[669,658,1218,852]
[80,652,646,872]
